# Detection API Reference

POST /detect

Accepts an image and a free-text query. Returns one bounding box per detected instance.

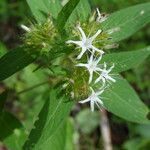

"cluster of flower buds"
[66,9,118,111]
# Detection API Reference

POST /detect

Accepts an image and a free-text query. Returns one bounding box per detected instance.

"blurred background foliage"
[0,0,150,150]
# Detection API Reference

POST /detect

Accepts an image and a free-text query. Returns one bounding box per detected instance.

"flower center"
[84,39,92,48]
[101,71,108,77]
[89,63,96,71]
[91,93,97,101]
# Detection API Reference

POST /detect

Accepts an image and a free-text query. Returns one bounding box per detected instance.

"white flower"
[95,62,116,85]
[76,53,102,83]
[96,8,107,23]
[21,24,31,32]
[66,26,104,59]
[79,87,104,112]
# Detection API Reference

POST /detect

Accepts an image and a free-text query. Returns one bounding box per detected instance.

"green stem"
[17,81,49,95]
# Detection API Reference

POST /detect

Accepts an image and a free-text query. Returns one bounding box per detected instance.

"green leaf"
[103,76,150,124]
[42,121,67,150]
[123,137,150,150]
[0,47,35,82]
[0,91,7,115]
[57,0,80,32]
[64,118,74,150]
[23,88,73,150]
[0,111,26,150]
[135,124,150,138]
[26,0,62,23]
[0,42,7,57]
[65,0,91,28]
[102,2,150,42]
[102,46,150,73]
[42,118,74,150]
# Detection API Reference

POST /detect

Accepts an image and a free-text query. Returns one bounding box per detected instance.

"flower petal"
[66,40,82,47]
[77,26,86,42]
[79,98,90,104]
[91,46,104,54]
[76,63,88,67]
[90,100,95,112]
[107,64,115,73]
[77,46,87,59]
[90,29,102,41]
[89,70,94,84]
[107,76,116,82]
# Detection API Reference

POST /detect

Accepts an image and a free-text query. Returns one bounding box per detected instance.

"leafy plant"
[0,0,150,149]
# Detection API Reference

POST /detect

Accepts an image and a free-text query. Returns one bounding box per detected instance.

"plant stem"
[17,81,49,95]
[100,109,113,150]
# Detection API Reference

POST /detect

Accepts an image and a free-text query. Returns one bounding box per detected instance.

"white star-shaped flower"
[66,26,104,59]
[96,8,107,23]
[76,53,102,83]
[79,87,104,112]
[95,62,116,85]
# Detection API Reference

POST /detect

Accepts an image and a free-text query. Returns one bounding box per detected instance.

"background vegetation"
[0,0,150,150]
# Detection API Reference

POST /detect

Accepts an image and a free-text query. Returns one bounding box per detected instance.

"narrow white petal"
[95,54,102,65]
[95,97,103,107]
[102,77,106,84]
[88,52,94,64]
[96,8,101,18]
[77,26,86,42]
[96,90,104,96]
[95,101,101,109]
[91,46,104,54]
[94,76,101,84]
[103,62,107,69]
[88,70,93,83]
[107,64,115,73]
[96,67,103,72]
[79,98,90,104]
[107,76,116,82]
[90,30,102,41]
[90,100,95,112]
[97,98,103,105]
[90,87,95,94]
[66,40,82,46]
[76,63,87,67]
[77,47,87,59]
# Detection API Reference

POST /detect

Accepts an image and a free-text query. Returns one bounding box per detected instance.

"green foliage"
[57,0,91,33]
[102,2,150,42]
[42,118,74,150]
[0,1,150,149]
[0,47,35,81]
[23,88,73,150]
[0,91,7,114]
[64,0,91,28]
[0,92,26,150]
[102,46,150,73]
[26,0,62,22]
[0,42,7,57]
[57,0,80,32]
[0,111,26,150]
[103,75,150,124]
[123,138,150,150]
